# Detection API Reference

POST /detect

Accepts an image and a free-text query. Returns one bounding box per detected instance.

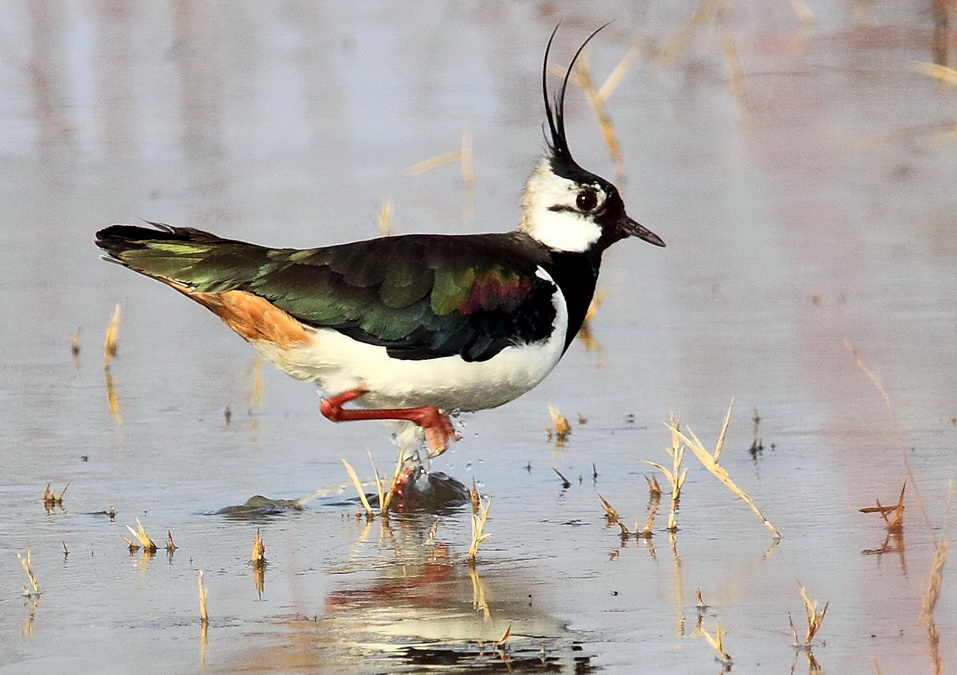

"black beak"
[620,214,665,247]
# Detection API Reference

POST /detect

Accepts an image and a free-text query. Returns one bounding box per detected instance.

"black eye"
[576,189,598,212]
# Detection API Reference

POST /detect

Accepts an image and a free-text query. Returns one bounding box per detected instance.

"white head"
[517,27,665,255]
[519,159,608,252]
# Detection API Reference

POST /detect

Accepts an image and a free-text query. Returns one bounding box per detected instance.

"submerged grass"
[598,491,658,539]
[251,530,266,564]
[546,404,572,445]
[468,496,492,562]
[341,457,374,519]
[251,528,267,598]
[643,413,688,532]
[341,448,405,519]
[122,518,158,554]
[198,569,209,626]
[860,483,906,534]
[43,483,68,509]
[789,583,829,648]
[103,303,121,366]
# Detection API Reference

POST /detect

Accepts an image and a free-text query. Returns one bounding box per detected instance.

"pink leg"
[319,388,459,457]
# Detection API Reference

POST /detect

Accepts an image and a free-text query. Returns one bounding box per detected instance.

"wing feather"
[96,225,558,362]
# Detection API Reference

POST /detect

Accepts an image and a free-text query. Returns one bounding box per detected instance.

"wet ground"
[1,2,956,673]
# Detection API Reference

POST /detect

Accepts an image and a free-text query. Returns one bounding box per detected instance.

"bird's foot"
[319,388,460,457]
[416,408,459,458]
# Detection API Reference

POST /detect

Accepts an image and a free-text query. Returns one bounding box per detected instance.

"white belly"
[252,274,569,412]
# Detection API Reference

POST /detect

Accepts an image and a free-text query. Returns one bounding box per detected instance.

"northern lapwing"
[95,27,665,459]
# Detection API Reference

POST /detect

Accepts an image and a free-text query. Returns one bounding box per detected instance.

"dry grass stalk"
[43,482,69,507]
[123,518,158,554]
[103,303,121,365]
[165,531,177,553]
[846,343,933,535]
[341,457,373,519]
[598,493,657,538]
[468,496,492,561]
[860,482,906,534]
[378,446,406,515]
[407,152,460,175]
[598,494,620,523]
[715,4,749,113]
[695,587,708,611]
[701,623,732,666]
[251,529,267,599]
[598,44,644,102]
[919,483,951,675]
[546,404,572,445]
[646,474,662,500]
[576,287,608,352]
[654,0,721,67]
[789,584,828,647]
[18,549,40,597]
[470,478,481,515]
[251,528,266,565]
[640,494,660,538]
[643,414,688,532]
[572,54,625,182]
[496,623,512,649]
[669,400,781,540]
[598,494,631,538]
[71,328,81,357]
[848,343,952,672]
[369,451,386,514]
[198,569,209,625]
[62,541,69,558]
[789,0,815,24]
[920,536,948,674]
[915,61,957,87]
[406,125,475,224]
[460,126,474,193]
[552,468,572,489]
[376,198,395,237]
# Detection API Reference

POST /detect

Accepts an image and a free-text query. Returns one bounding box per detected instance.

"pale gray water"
[1,2,955,673]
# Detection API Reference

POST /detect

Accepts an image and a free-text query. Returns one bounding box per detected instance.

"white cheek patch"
[519,160,606,253]
[527,208,602,252]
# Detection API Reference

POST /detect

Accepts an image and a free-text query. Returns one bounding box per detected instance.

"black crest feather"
[542,23,611,165]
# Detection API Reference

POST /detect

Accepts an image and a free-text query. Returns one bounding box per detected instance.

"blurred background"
[0,2,954,673]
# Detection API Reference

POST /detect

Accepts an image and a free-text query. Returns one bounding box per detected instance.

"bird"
[95,27,665,460]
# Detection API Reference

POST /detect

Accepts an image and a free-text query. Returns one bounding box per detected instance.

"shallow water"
[1,2,955,673]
